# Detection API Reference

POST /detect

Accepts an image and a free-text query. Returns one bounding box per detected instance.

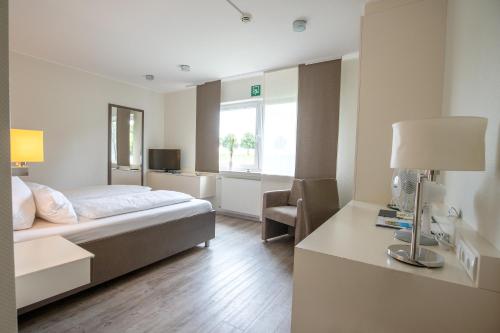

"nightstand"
[14,235,94,309]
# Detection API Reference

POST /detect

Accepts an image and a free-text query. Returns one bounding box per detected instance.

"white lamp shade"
[390,117,487,171]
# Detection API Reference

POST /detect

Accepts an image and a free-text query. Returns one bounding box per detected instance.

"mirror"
[108,104,144,185]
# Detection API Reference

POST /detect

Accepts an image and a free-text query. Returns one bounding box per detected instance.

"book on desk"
[376,209,413,229]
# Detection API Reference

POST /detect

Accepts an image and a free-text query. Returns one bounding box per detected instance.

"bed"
[15,185,215,314]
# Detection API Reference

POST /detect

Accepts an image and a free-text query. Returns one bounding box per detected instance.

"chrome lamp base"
[387,244,444,268]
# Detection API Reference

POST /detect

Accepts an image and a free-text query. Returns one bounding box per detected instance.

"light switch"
[456,238,478,282]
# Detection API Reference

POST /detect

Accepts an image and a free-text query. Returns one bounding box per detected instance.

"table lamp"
[387,117,487,268]
[10,129,44,176]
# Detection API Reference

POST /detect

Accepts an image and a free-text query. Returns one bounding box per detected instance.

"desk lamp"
[387,117,487,268]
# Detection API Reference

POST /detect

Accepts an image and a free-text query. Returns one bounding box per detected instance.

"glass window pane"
[219,104,259,172]
[262,102,297,176]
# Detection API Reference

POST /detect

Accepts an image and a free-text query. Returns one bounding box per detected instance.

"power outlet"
[456,238,478,282]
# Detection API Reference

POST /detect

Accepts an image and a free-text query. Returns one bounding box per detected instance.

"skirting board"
[216,209,260,222]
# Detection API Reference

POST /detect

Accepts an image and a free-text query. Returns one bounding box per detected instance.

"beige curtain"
[116,108,131,167]
[195,80,221,173]
[295,59,342,179]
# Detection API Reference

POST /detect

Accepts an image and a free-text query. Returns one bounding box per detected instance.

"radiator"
[219,177,262,217]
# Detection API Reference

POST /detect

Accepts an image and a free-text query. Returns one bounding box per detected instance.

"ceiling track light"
[225,0,252,23]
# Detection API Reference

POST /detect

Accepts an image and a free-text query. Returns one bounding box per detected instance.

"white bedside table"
[14,235,94,309]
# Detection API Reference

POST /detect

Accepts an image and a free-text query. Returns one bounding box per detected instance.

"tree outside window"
[221,134,239,170]
[240,132,256,155]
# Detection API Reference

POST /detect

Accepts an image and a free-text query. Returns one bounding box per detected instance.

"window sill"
[219,170,262,181]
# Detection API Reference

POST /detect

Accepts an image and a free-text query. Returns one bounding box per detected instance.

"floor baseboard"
[215,209,261,222]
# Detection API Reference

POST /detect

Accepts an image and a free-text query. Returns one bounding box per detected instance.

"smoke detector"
[293,19,307,32]
[179,64,191,72]
[144,74,154,81]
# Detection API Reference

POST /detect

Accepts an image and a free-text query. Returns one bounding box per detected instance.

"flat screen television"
[148,149,181,171]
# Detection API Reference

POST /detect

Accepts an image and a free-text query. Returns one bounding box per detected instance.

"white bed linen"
[27,182,78,224]
[13,199,212,244]
[63,185,151,201]
[72,190,193,219]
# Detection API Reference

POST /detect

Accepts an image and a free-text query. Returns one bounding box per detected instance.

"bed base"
[18,210,215,314]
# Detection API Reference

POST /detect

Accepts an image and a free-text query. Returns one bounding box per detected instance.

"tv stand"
[147,171,215,199]
[154,170,181,174]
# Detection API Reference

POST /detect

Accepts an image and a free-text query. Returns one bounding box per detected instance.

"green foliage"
[240,132,256,151]
[221,134,238,169]
[222,134,238,153]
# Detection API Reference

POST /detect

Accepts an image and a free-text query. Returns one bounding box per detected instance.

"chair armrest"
[295,198,307,244]
[262,190,290,210]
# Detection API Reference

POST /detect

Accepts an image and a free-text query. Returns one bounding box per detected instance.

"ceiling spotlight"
[145,74,154,81]
[179,64,191,72]
[293,19,307,32]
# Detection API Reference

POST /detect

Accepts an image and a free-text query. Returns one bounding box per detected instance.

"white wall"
[441,0,500,250]
[0,1,18,330]
[337,54,359,207]
[354,0,447,205]
[221,75,263,103]
[10,52,165,190]
[164,88,197,172]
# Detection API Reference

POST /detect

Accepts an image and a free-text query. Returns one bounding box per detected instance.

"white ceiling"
[10,0,365,93]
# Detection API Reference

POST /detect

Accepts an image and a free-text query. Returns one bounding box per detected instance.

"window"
[261,101,297,176]
[219,101,262,172]
[261,66,298,176]
[219,68,298,175]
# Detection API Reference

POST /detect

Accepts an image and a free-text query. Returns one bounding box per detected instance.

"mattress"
[14,199,213,244]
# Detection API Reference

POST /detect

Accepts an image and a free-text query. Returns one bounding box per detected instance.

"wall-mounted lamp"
[10,129,44,176]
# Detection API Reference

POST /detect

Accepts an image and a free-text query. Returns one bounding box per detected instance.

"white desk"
[15,236,94,309]
[291,201,500,333]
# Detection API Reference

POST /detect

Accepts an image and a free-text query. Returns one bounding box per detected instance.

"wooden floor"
[18,215,295,333]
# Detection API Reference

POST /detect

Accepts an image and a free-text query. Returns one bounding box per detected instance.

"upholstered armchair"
[296,178,340,242]
[261,179,303,244]
[261,178,340,244]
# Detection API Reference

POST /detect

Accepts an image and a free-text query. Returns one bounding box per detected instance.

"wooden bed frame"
[18,210,216,314]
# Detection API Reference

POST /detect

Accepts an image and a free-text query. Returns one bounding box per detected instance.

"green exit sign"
[251,85,261,97]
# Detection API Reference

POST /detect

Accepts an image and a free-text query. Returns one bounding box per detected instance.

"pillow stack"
[11,177,36,230]
[26,182,78,225]
[11,177,78,230]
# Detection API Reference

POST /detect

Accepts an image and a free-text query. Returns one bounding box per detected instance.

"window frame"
[219,99,263,173]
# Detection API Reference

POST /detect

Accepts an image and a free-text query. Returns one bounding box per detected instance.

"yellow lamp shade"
[10,129,44,163]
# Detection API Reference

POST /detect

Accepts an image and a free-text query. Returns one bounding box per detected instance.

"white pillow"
[26,182,78,224]
[11,177,36,230]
